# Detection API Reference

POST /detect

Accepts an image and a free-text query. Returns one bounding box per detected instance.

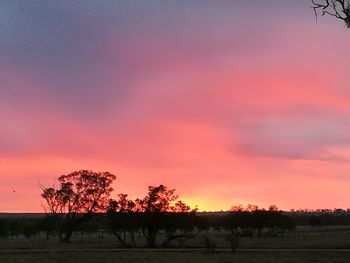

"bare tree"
[41,170,116,242]
[312,0,350,27]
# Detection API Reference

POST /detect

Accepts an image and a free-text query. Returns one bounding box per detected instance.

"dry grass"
[1,250,350,263]
[1,226,350,262]
[2,226,350,250]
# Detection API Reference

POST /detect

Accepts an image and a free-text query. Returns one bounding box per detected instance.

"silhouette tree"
[312,0,350,27]
[226,204,294,238]
[108,185,197,248]
[134,185,180,213]
[107,194,138,248]
[135,185,196,247]
[41,170,116,242]
[160,211,198,247]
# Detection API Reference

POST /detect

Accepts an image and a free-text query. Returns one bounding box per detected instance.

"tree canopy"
[107,185,196,248]
[41,170,116,242]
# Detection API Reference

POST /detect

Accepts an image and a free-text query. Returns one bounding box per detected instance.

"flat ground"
[2,226,350,250]
[1,226,350,262]
[1,250,350,263]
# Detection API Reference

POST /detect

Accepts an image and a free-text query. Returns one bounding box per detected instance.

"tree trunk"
[113,232,132,248]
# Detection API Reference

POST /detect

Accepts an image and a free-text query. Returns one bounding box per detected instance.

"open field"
[1,226,350,262]
[1,250,350,263]
[2,226,350,250]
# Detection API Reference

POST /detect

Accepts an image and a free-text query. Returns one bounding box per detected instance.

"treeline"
[2,210,350,247]
[0,209,293,247]
[289,211,350,227]
[2,170,350,248]
[0,217,53,239]
[37,171,295,246]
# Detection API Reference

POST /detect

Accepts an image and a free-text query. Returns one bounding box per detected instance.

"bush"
[225,234,239,252]
[23,224,38,239]
[203,236,216,252]
[0,220,9,238]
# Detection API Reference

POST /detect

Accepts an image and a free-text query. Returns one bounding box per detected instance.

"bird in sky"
[10,185,16,194]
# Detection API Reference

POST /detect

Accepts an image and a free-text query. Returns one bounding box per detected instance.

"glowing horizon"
[1,1,350,212]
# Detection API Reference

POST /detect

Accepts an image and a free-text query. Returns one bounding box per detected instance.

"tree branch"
[311,0,350,27]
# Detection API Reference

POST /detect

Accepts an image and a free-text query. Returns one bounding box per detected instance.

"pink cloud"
[2,1,350,212]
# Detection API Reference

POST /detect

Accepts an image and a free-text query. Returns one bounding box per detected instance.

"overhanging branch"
[311,0,350,27]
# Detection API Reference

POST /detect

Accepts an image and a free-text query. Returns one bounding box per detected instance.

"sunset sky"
[1,1,350,212]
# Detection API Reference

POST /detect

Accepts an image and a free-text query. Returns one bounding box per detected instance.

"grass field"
[2,226,350,250]
[1,226,350,262]
[1,250,350,263]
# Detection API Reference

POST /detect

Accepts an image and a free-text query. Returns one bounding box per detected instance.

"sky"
[1,0,350,212]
